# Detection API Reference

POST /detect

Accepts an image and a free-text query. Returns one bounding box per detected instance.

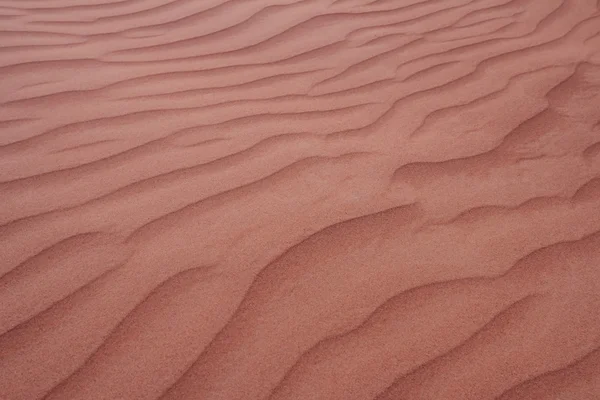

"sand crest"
[1,0,600,399]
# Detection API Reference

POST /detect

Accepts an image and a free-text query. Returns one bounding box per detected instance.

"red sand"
[1,0,600,399]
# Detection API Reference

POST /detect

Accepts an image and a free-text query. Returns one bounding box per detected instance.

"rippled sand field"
[1,0,600,399]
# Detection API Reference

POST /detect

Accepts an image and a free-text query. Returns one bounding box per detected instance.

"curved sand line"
[1,0,600,399]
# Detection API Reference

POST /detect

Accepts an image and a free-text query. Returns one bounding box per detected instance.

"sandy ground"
[1,0,600,399]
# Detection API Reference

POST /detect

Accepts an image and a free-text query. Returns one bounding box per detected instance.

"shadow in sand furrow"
[497,346,600,399]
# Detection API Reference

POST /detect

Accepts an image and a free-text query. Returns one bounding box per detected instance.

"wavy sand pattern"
[1,0,600,399]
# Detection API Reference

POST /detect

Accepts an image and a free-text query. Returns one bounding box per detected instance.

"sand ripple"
[1,0,600,399]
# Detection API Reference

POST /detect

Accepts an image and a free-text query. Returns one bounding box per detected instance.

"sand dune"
[1,0,600,399]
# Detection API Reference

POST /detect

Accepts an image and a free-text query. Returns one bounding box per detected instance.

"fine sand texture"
[1,0,600,399]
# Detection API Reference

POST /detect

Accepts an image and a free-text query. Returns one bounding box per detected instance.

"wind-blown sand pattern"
[1,0,600,399]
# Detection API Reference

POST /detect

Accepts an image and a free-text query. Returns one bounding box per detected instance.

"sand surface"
[1,0,600,399]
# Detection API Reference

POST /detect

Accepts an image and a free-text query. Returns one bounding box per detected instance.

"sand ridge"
[1,0,600,399]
